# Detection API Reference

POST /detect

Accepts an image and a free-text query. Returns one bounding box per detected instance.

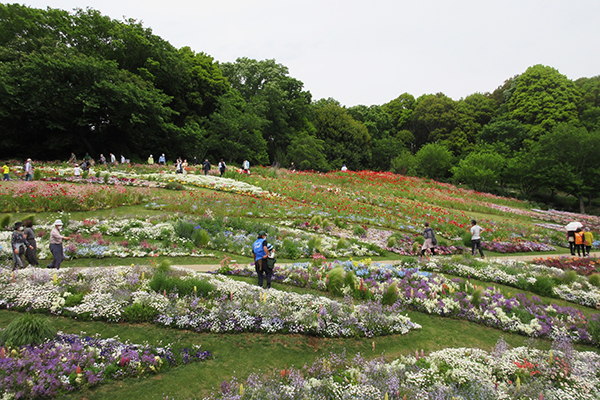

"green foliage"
[103,173,109,184]
[470,287,484,308]
[451,151,506,192]
[390,148,416,175]
[531,276,555,298]
[174,220,195,239]
[387,236,397,248]
[149,273,215,297]
[461,231,472,247]
[336,237,348,250]
[280,238,299,259]
[309,216,323,226]
[0,215,11,229]
[122,303,159,323]
[326,267,345,296]
[381,282,398,306]
[0,313,56,347]
[333,217,347,229]
[588,316,600,345]
[561,270,579,285]
[33,169,42,180]
[588,273,600,288]
[64,293,85,307]
[307,236,322,255]
[343,270,357,291]
[353,225,366,236]
[156,260,173,274]
[414,143,454,180]
[192,229,210,247]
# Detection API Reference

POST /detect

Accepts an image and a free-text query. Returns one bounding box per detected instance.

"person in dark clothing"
[23,219,39,266]
[252,231,272,288]
[202,159,211,175]
[421,222,437,256]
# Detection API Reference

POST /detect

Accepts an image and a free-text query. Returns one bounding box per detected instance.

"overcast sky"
[21,0,600,107]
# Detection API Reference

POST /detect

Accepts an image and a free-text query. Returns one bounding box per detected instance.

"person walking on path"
[202,159,211,175]
[148,154,154,165]
[584,227,594,256]
[23,219,38,266]
[421,222,437,257]
[574,228,585,257]
[47,219,71,269]
[567,229,576,256]
[242,159,250,174]
[11,222,26,270]
[470,219,485,259]
[2,163,10,181]
[218,159,226,177]
[252,230,272,289]
[24,159,33,181]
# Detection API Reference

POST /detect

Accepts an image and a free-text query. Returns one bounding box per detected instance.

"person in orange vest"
[583,227,594,257]
[574,228,584,257]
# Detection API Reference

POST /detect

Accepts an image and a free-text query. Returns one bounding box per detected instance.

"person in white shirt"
[341,164,348,172]
[73,164,82,177]
[470,219,484,258]
[24,159,33,181]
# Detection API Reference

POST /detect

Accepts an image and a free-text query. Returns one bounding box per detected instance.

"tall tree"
[507,65,581,139]
[219,58,312,164]
[411,93,457,150]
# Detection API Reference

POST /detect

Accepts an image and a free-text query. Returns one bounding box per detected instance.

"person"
[99,154,106,165]
[80,160,89,172]
[148,154,154,165]
[341,164,348,172]
[567,229,576,256]
[24,159,33,181]
[470,219,484,258]
[202,159,211,175]
[11,222,26,270]
[23,219,39,267]
[182,159,188,174]
[120,155,126,164]
[583,227,594,257]
[176,158,183,174]
[289,162,296,172]
[265,243,276,279]
[110,153,117,165]
[193,156,199,166]
[252,230,271,289]
[421,222,437,256]
[73,163,82,177]
[2,163,10,181]
[218,158,226,177]
[574,228,584,257]
[68,153,77,164]
[242,159,250,174]
[158,154,166,166]
[47,219,71,269]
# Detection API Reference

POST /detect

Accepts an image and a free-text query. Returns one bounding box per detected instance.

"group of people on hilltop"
[568,227,594,257]
[10,219,70,271]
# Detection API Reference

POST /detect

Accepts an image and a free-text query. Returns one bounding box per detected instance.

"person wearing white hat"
[47,219,71,269]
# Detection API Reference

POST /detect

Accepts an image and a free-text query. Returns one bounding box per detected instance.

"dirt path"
[173,251,600,273]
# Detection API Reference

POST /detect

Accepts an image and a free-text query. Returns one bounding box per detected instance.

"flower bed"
[0,332,211,399]
[209,337,600,399]
[222,259,600,344]
[532,256,600,276]
[0,266,421,338]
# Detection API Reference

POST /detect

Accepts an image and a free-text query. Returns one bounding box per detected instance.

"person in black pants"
[470,220,485,259]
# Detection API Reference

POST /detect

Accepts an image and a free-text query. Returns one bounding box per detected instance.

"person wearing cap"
[47,219,71,269]
[73,163,81,177]
[11,222,26,270]
[252,230,271,288]
[24,159,33,181]
[148,154,154,165]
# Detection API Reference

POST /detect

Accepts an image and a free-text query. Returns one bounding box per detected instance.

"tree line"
[1,4,599,212]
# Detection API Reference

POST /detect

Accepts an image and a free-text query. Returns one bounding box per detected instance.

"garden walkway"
[174,251,600,273]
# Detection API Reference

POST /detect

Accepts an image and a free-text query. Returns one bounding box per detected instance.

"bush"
[175,220,195,239]
[470,287,484,308]
[0,313,56,347]
[461,231,472,247]
[307,236,322,255]
[0,214,11,229]
[387,236,397,248]
[588,314,600,345]
[326,267,345,296]
[192,229,210,247]
[381,283,398,306]
[281,238,299,259]
[33,168,42,180]
[82,170,89,179]
[562,270,579,285]
[309,215,323,226]
[122,303,159,323]
[336,237,348,250]
[589,273,600,288]
[156,260,173,274]
[334,217,347,229]
[64,293,85,307]
[343,270,357,290]
[531,276,555,298]
[353,225,366,236]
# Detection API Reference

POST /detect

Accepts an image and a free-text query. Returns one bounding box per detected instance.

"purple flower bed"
[482,240,556,253]
[0,332,212,399]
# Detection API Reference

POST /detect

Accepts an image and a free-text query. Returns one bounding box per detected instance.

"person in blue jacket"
[252,230,271,288]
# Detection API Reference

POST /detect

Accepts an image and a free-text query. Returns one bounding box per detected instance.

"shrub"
[588,314,600,345]
[461,231,472,247]
[192,229,210,247]
[382,282,398,306]
[122,303,159,323]
[175,220,195,239]
[589,273,600,288]
[309,215,323,226]
[82,170,89,179]
[470,287,484,308]
[343,270,357,290]
[387,236,397,248]
[307,236,322,255]
[326,267,345,296]
[281,238,299,259]
[531,276,555,298]
[0,214,11,229]
[165,181,184,190]
[33,169,42,180]
[64,293,85,307]
[353,225,366,236]
[0,313,56,347]
[334,217,347,229]
[336,237,348,250]
[95,170,102,178]
[562,270,579,285]
[156,260,173,274]
[103,173,109,184]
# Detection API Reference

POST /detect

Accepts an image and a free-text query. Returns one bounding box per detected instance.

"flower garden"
[1,161,600,399]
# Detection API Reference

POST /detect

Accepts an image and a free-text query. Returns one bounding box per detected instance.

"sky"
[20,0,600,107]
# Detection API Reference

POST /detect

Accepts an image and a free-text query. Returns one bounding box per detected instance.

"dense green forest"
[1,4,600,212]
